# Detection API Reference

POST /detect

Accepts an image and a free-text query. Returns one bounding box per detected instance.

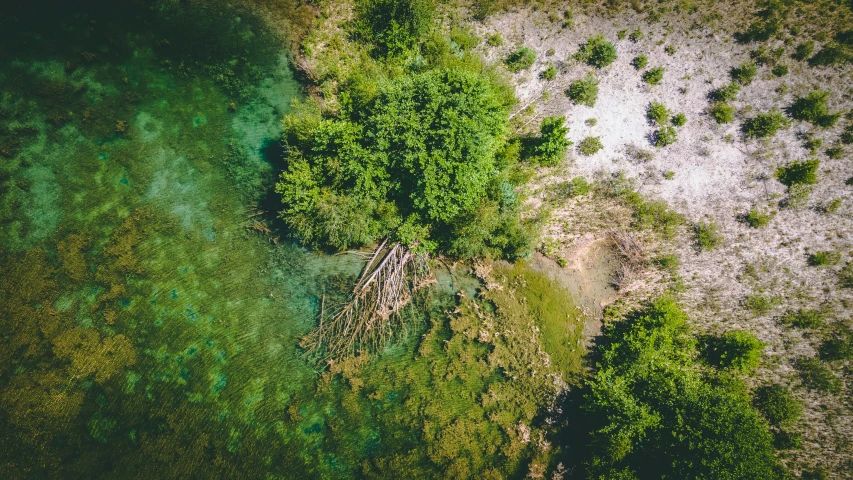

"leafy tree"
[505,47,536,72]
[753,384,802,428]
[534,116,571,165]
[576,34,617,68]
[642,66,664,85]
[786,91,841,127]
[743,110,791,138]
[277,68,518,254]
[584,298,779,479]
[775,159,819,187]
[352,0,436,57]
[646,101,670,125]
[566,74,599,106]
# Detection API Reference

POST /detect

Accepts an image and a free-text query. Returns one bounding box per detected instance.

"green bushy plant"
[541,63,557,80]
[807,250,840,266]
[710,102,735,123]
[671,113,686,127]
[743,110,791,138]
[578,136,603,155]
[654,126,677,147]
[753,385,802,428]
[743,209,773,228]
[771,64,788,77]
[701,330,764,372]
[629,28,643,42]
[647,101,670,125]
[730,61,758,85]
[505,47,536,72]
[819,331,853,361]
[486,32,503,46]
[694,220,722,251]
[632,54,648,69]
[642,66,664,85]
[534,116,571,166]
[710,81,741,102]
[792,41,814,61]
[840,261,853,288]
[780,309,824,329]
[775,159,819,187]
[566,74,599,106]
[797,357,842,394]
[353,0,436,57]
[786,91,841,128]
[575,34,617,68]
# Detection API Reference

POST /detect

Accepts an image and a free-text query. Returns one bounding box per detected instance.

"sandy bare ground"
[474,4,853,475]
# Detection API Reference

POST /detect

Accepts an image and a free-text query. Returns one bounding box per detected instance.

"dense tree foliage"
[583,298,778,479]
[352,0,435,57]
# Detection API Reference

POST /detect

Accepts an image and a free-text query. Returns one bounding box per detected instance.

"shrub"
[825,146,844,159]
[647,101,670,125]
[450,27,479,50]
[653,254,680,274]
[792,41,814,61]
[842,124,853,144]
[753,384,802,428]
[730,61,758,85]
[663,170,675,180]
[671,113,686,127]
[796,357,842,394]
[578,136,603,155]
[632,54,648,69]
[566,74,599,106]
[629,28,643,42]
[786,91,841,128]
[701,330,763,373]
[562,177,590,197]
[540,63,557,80]
[642,66,664,85]
[709,82,741,102]
[742,209,772,228]
[621,191,684,236]
[665,45,677,55]
[802,468,831,480]
[486,32,503,46]
[780,309,824,329]
[774,430,803,450]
[534,116,571,166]
[654,126,677,147]
[744,293,779,315]
[617,29,627,40]
[775,159,819,187]
[779,184,812,210]
[804,137,822,154]
[807,250,840,266]
[771,64,788,77]
[694,220,722,251]
[840,262,853,288]
[576,34,617,68]
[585,118,597,126]
[710,102,736,123]
[353,0,436,56]
[505,47,536,72]
[808,43,853,67]
[819,331,853,361]
[743,110,791,138]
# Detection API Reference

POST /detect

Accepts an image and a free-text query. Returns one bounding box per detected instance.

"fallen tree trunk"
[300,240,433,365]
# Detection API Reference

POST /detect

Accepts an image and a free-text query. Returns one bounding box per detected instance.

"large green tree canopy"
[276,67,517,253]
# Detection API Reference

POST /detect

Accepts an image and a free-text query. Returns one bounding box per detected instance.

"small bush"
[820,198,842,214]
[807,250,840,266]
[563,177,590,197]
[642,66,665,85]
[792,41,814,61]
[840,262,853,288]
[647,101,670,125]
[801,468,831,480]
[804,137,822,155]
[808,43,853,67]
[663,170,675,180]
[775,159,819,187]
[825,146,844,159]
[773,430,803,450]
[796,357,842,394]
[710,82,741,102]
[654,126,677,147]
[771,64,789,77]
[671,113,687,127]
[632,54,648,70]
[617,29,627,40]
[694,220,722,251]
[819,331,853,361]
[787,91,841,128]
[578,136,603,156]
[665,45,677,55]
[486,32,504,47]
[621,191,684,236]
[842,124,853,144]
[779,184,812,210]
[534,116,571,166]
[585,118,597,126]
[743,110,791,138]
[653,254,680,274]
[730,61,758,85]
[629,28,643,42]
[576,34,617,68]
[710,102,736,123]
[450,27,479,50]
[745,294,779,315]
[743,209,772,228]
[753,384,802,428]
[566,74,599,106]
[541,63,557,80]
[701,330,764,372]
[780,309,824,329]
[505,47,536,72]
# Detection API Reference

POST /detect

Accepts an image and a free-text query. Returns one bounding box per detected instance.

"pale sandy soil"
[474,4,853,475]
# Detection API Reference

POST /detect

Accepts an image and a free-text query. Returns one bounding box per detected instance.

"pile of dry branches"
[300,239,433,365]
[608,229,647,291]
